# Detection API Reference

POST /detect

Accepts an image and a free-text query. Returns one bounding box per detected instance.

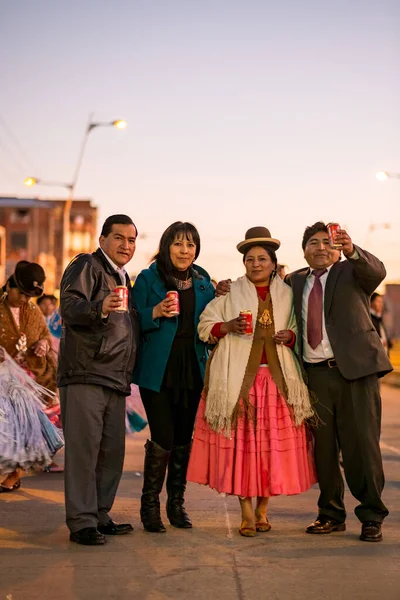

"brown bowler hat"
[237,226,280,254]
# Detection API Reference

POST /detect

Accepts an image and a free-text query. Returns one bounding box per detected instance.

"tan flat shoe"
[255,520,271,533]
[239,522,256,537]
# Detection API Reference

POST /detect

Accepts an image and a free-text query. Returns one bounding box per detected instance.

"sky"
[1,0,399,282]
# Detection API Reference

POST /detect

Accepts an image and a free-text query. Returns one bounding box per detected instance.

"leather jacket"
[57,248,139,395]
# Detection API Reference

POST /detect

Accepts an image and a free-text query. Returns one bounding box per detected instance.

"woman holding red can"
[187,226,317,537]
[132,222,215,533]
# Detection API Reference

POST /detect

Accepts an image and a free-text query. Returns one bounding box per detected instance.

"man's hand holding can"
[334,229,354,257]
[102,292,123,316]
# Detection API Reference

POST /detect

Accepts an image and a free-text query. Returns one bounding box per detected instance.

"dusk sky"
[1,0,399,282]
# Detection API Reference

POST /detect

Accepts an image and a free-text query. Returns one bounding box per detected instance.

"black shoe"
[140,440,170,533]
[360,521,382,542]
[69,527,106,545]
[97,521,134,535]
[306,516,346,534]
[166,443,192,529]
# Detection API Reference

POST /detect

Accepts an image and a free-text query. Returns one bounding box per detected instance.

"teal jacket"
[132,262,215,392]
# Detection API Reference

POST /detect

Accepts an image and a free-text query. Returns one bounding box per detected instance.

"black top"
[370,312,392,353]
[163,268,202,403]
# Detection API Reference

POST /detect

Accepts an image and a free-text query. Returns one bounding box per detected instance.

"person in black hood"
[370,292,392,357]
[58,214,139,546]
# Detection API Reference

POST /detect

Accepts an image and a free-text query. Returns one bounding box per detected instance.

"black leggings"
[139,386,201,450]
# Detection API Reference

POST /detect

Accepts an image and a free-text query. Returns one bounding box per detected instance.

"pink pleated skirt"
[187,366,317,498]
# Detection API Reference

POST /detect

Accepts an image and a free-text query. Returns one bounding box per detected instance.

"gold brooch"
[258,309,272,328]
[16,333,27,355]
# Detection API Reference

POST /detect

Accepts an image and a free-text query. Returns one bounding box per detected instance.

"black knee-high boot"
[140,440,170,533]
[166,443,192,529]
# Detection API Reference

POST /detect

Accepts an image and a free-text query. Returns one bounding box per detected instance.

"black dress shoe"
[360,521,382,542]
[97,521,134,535]
[70,527,106,545]
[306,517,346,534]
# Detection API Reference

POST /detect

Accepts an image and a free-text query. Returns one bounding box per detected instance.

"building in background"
[0,196,97,290]
[0,225,5,284]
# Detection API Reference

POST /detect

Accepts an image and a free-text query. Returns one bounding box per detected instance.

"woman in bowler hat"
[187,227,316,536]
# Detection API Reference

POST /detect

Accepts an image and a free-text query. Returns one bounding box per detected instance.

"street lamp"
[24,114,127,270]
[24,177,73,190]
[87,119,127,132]
[113,120,127,130]
[376,171,400,181]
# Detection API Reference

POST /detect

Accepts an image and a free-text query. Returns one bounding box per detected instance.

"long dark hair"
[153,222,201,290]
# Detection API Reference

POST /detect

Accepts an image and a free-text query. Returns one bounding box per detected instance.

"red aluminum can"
[114,285,128,312]
[327,222,342,249]
[240,310,253,335]
[166,290,180,316]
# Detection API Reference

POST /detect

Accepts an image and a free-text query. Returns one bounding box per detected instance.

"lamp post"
[376,171,400,181]
[25,114,127,270]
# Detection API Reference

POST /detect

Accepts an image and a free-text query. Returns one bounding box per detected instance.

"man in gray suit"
[285,221,392,542]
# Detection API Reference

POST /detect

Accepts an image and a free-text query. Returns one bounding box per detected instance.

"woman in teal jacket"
[132,222,214,533]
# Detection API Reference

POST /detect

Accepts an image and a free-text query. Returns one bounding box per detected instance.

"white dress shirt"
[302,249,360,362]
[100,248,128,285]
[302,264,335,363]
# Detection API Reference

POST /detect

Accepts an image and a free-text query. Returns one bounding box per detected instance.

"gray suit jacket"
[285,246,393,380]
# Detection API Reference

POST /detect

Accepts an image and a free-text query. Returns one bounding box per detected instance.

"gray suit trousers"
[60,384,126,533]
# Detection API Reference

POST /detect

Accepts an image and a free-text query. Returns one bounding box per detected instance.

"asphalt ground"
[0,383,399,600]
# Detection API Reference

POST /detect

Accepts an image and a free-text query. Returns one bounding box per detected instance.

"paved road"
[1,384,399,600]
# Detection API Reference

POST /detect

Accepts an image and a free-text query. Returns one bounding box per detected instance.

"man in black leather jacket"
[58,214,139,546]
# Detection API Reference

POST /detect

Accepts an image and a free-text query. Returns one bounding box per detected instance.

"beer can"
[327,222,342,249]
[114,285,129,312]
[166,290,180,316]
[240,310,253,335]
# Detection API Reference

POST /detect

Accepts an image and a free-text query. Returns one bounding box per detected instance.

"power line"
[0,160,20,184]
[0,113,37,174]
[0,135,25,180]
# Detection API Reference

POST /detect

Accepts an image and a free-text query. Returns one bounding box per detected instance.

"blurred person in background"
[37,295,64,472]
[0,261,60,491]
[370,293,392,357]
[277,264,288,280]
[37,294,62,355]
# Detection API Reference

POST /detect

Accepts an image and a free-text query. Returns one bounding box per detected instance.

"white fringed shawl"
[198,275,313,435]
